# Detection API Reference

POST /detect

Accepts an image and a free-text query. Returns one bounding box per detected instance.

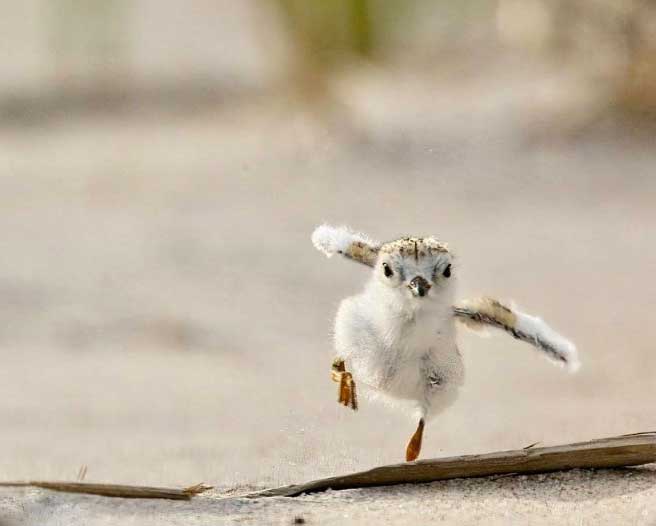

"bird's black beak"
[408,276,431,297]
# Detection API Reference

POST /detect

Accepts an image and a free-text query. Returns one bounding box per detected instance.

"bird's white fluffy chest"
[335,285,464,413]
[378,301,460,399]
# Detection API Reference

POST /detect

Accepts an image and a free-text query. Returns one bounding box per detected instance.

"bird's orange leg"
[331,358,358,411]
[405,418,425,461]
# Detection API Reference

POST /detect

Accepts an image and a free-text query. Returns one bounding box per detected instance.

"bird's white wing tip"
[311,224,375,258]
[515,312,581,373]
[563,342,581,373]
[552,337,580,373]
[312,224,342,257]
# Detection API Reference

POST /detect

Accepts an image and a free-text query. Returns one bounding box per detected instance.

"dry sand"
[2,466,656,525]
[0,71,655,524]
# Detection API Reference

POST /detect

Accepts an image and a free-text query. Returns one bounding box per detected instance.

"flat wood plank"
[249,432,656,497]
[0,481,212,500]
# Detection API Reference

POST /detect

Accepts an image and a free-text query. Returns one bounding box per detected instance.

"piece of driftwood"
[249,432,656,497]
[0,481,212,500]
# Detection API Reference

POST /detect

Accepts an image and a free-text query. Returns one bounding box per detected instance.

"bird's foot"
[405,418,425,462]
[331,359,358,411]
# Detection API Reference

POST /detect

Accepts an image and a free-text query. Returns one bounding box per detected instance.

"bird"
[311,224,579,462]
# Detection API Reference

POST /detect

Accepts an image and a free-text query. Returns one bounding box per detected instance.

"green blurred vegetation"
[274,0,496,63]
[276,0,400,62]
[275,0,656,118]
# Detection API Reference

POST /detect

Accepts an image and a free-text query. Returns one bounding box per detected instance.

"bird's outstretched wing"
[311,224,380,267]
[453,297,580,372]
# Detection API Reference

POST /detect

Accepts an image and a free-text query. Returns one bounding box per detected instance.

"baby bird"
[312,225,579,462]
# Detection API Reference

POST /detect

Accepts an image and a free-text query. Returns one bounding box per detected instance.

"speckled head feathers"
[312,225,450,268]
[380,237,449,259]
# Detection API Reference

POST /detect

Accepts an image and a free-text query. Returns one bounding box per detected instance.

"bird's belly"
[352,339,464,403]
[352,351,456,400]
[382,359,426,401]
[350,351,417,397]
[347,311,462,402]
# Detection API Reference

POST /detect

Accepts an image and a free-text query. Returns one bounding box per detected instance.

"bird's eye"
[382,262,394,278]
[443,264,451,278]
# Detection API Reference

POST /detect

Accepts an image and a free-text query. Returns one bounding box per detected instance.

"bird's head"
[311,225,455,302]
[375,237,453,300]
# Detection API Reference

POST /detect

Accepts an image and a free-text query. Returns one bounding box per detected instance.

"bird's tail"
[453,297,580,372]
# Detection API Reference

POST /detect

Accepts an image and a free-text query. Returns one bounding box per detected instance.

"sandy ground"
[1,466,656,525]
[0,70,655,524]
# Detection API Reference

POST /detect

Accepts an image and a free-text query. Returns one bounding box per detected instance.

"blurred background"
[0,0,655,490]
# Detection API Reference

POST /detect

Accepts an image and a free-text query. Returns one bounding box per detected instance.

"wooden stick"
[248,432,656,497]
[0,481,212,500]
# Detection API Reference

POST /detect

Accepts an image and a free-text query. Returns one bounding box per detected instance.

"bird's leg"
[405,418,425,461]
[331,358,358,411]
